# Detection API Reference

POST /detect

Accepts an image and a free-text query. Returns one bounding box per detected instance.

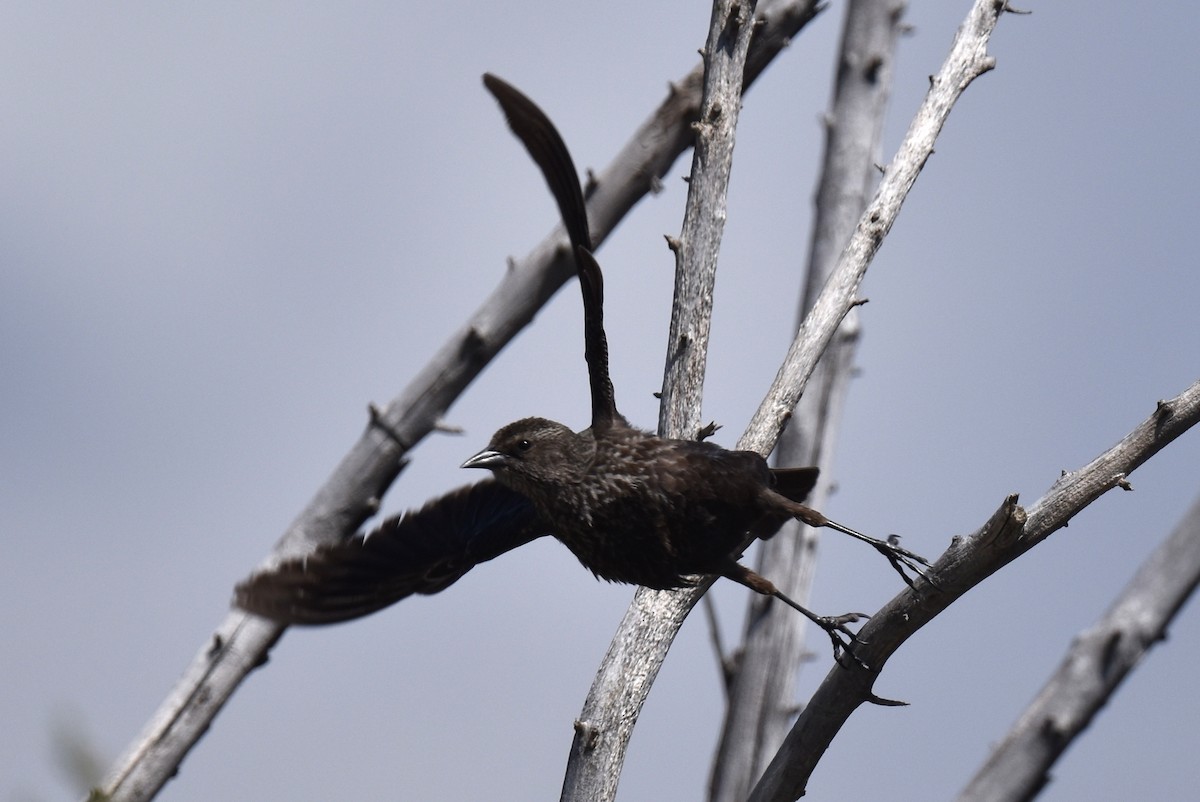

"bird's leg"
[778,496,936,590]
[719,561,870,669]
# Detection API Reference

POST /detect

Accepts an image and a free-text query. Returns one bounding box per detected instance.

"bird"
[234,74,930,663]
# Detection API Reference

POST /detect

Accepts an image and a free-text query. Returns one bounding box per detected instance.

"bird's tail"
[770,466,820,504]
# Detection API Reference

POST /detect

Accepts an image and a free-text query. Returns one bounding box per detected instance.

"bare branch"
[561,1,1006,800]
[561,1,763,798]
[749,379,1200,801]
[740,0,1000,453]
[658,0,760,440]
[710,1,905,797]
[956,490,1200,802]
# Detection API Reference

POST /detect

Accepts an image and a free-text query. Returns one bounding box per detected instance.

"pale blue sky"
[3,3,1198,800]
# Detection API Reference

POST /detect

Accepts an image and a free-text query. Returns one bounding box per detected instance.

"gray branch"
[748,380,1200,802]
[561,3,761,800]
[955,497,1200,802]
[562,1,1005,800]
[709,1,905,798]
[92,3,824,800]
[658,0,760,440]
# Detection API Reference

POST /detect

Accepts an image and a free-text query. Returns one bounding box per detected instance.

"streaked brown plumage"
[234,74,928,662]
[460,415,825,592]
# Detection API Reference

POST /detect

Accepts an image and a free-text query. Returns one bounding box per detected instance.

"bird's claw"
[875,536,940,591]
[817,612,870,670]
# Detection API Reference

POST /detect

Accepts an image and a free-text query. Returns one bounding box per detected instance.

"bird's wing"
[233,480,547,625]
[482,73,590,253]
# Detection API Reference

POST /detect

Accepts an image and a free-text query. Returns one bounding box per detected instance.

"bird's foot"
[815,611,870,670]
[764,583,871,669]
[799,509,939,591]
[872,535,939,591]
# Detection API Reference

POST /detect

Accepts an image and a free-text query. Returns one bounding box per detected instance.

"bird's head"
[462,416,592,493]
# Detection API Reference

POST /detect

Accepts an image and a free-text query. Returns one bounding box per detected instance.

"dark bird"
[234,74,929,662]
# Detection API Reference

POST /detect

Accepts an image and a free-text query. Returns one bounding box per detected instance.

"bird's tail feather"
[770,466,819,504]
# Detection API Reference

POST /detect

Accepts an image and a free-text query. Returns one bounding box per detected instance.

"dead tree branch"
[749,379,1200,801]
[562,0,1006,800]
[709,1,905,798]
[658,0,760,440]
[562,3,762,798]
[956,489,1200,802]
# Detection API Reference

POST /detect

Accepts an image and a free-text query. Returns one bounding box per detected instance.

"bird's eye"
[516,439,533,452]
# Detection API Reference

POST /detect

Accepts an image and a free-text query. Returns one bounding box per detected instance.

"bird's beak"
[461,449,505,470]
